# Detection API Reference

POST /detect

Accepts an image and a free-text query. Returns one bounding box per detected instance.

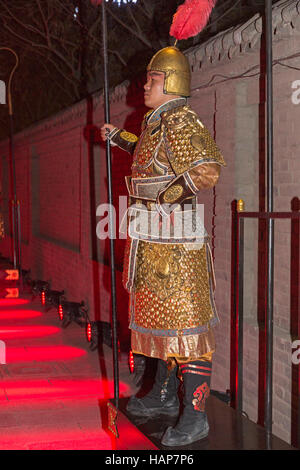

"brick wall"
[186,13,300,444]
[1,5,300,444]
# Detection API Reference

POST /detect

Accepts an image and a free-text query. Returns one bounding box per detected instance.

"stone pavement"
[0,295,137,450]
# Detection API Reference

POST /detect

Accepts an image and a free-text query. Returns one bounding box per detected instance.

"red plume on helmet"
[170,0,217,40]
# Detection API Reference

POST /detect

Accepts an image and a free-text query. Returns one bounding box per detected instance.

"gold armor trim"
[163,184,183,203]
[162,105,226,174]
[120,131,138,143]
[131,328,216,361]
[147,47,191,97]
[174,351,214,364]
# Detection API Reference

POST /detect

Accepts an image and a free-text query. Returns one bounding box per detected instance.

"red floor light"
[0,309,42,320]
[0,298,30,306]
[129,350,134,374]
[6,345,87,363]
[86,323,92,342]
[0,325,61,339]
[58,304,63,321]
[1,377,129,400]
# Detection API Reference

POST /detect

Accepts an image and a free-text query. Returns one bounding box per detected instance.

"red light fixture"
[86,322,92,342]
[5,269,19,281]
[41,291,46,306]
[5,288,19,298]
[129,350,134,374]
[58,304,63,321]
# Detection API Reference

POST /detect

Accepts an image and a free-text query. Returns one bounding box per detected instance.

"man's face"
[144,71,179,109]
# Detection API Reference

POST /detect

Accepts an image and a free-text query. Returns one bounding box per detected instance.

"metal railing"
[230,197,300,448]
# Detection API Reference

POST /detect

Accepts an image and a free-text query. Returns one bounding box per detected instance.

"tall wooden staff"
[101,0,120,411]
[90,0,120,432]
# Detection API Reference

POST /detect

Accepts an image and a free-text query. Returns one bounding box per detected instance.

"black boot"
[126,359,180,417]
[161,360,211,446]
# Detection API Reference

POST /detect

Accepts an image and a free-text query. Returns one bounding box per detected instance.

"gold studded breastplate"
[131,98,188,179]
[124,105,211,246]
[131,123,163,178]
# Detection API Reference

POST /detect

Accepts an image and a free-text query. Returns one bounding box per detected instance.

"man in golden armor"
[101,46,225,447]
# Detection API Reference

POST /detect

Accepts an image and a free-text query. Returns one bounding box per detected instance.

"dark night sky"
[0,0,275,139]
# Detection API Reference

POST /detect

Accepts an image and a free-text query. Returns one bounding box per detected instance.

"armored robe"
[110,97,225,362]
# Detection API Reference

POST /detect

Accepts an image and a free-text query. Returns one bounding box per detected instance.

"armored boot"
[161,360,211,446]
[126,359,180,417]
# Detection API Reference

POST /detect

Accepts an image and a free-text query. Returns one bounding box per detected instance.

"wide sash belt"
[121,174,208,242]
[126,174,173,199]
[121,174,209,293]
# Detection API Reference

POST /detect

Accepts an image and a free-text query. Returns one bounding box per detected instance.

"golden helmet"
[147,46,191,97]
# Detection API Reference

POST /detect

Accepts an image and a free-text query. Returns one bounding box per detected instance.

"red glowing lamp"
[86,323,92,342]
[129,350,134,374]
[5,269,19,280]
[5,288,19,298]
[58,304,64,321]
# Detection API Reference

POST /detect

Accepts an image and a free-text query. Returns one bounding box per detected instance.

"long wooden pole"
[102,1,120,408]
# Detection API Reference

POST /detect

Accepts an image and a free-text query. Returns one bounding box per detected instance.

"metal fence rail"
[230,197,300,448]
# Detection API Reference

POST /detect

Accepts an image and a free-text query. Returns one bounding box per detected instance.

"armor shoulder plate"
[161,105,226,175]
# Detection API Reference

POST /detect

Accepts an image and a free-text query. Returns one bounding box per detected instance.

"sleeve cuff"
[156,172,196,216]
[108,129,138,155]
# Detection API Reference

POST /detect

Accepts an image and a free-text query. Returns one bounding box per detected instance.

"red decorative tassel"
[170,0,217,40]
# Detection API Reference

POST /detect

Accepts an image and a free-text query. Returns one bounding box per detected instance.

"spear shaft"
[102,1,119,408]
